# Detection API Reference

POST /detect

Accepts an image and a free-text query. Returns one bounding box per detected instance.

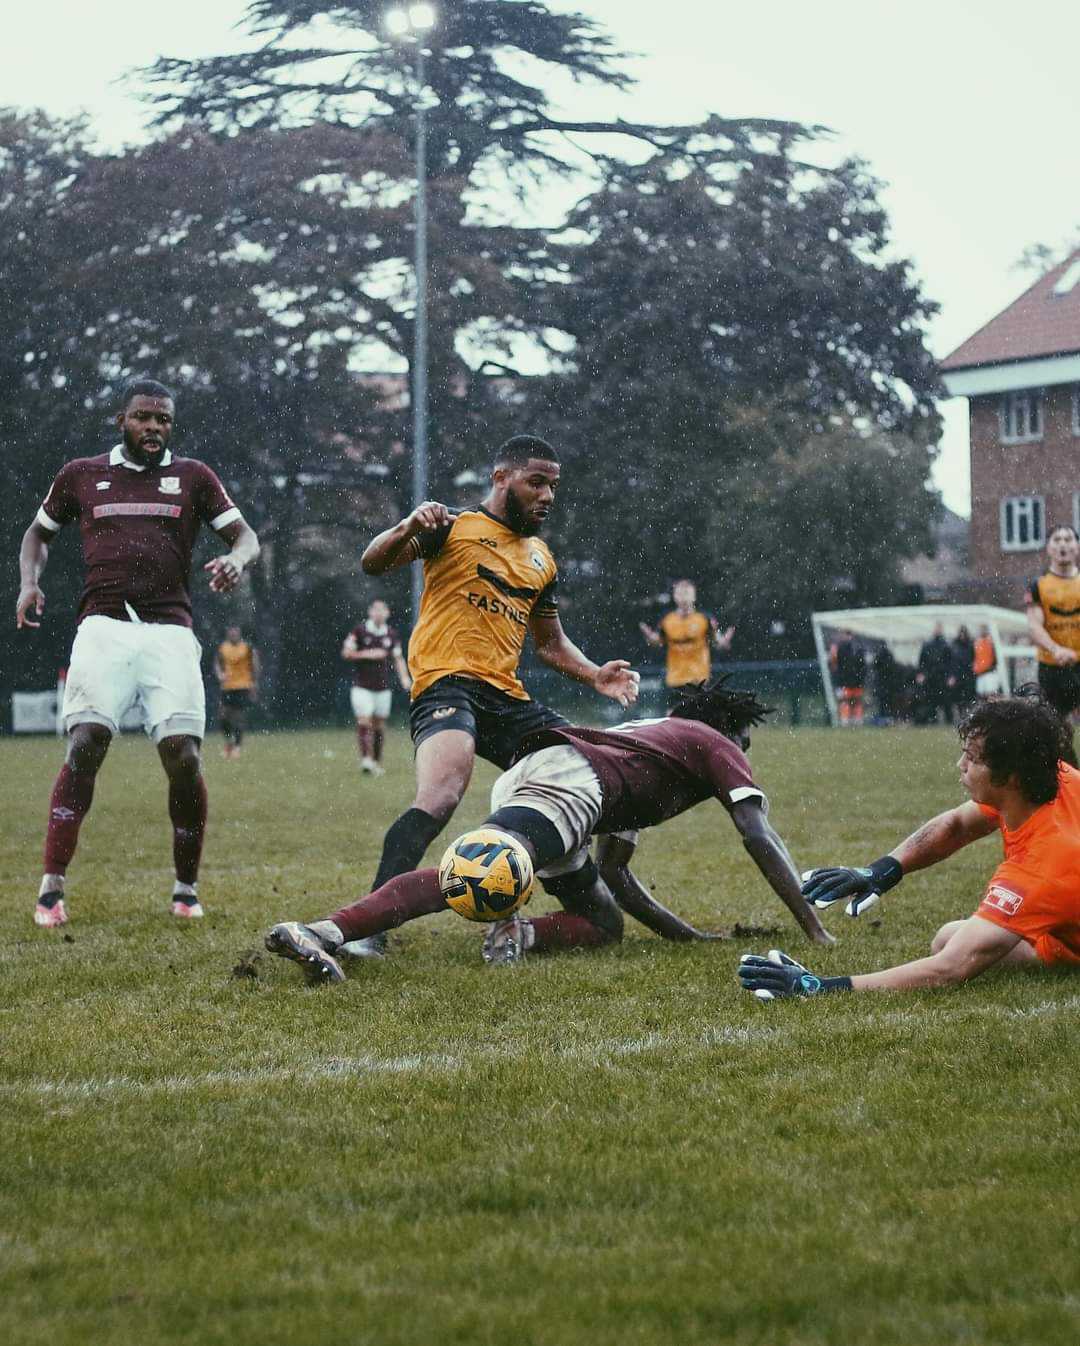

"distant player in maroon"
[265,678,833,983]
[15,378,261,927]
[341,599,410,774]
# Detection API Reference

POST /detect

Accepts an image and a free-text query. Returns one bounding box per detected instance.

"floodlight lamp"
[384,8,410,36]
[409,3,437,29]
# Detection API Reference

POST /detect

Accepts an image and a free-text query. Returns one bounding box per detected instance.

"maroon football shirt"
[515,716,766,833]
[37,446,240,627]
[349,622,402,691]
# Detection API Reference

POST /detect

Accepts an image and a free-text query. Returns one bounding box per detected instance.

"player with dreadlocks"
[265,676,833,983]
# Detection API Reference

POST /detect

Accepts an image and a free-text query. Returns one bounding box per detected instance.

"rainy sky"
[3,0,1079,518]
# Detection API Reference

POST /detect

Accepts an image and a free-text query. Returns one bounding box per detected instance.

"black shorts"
[1038,663,1080,716]
[221,689,252,709]
[410,676,568,770]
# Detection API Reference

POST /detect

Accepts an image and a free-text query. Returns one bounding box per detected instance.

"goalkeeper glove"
[800,856,903,917]
[737,949,852,1001]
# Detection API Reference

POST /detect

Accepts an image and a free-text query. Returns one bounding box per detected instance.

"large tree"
[140,1,808,466]
[523,145,943,648]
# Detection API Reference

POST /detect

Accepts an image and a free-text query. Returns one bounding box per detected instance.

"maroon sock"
[170,773,208,885]
[373,726,385,763]
[43,764,96,874]
[329,868,445,941]
[357,723,373,758]
[529,912,611,952]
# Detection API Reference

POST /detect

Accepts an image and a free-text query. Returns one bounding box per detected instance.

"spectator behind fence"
[917,623,958,725]
[973,625,998,697]
[829,629,867,726]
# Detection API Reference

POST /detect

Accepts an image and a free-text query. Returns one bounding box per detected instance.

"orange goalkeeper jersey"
[975,765,1080,964]
[405,508,558,701]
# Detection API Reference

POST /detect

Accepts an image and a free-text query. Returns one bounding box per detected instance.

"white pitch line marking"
[5,994,1079,1102]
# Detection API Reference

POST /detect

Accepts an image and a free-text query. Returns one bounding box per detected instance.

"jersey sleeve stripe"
[36,507,62,533]
[729,786,766,804]
[210,506,243,531]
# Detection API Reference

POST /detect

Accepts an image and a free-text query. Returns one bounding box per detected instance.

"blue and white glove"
[800,856,903,918]
[738,949,851,1001]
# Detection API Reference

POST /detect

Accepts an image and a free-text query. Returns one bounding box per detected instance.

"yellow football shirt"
[218,640,256,690]
[406,508,558,700]
[660,610,714,688]
[1028,573,1080,665]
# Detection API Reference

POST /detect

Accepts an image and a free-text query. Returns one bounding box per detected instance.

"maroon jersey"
[348,622,403,691]
[36,446,240,628]
[516,716,766,833]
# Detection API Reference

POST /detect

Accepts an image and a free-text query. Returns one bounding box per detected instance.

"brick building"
[941,249,1080,604]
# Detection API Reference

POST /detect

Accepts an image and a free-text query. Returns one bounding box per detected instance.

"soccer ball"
[438,828,535,923]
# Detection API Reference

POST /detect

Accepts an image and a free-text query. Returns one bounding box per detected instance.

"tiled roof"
[941,248,1080,371]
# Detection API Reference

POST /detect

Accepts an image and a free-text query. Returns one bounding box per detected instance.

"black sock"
[372,808,444,889]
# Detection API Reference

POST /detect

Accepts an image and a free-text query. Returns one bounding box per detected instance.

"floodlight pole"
[410,39,429,627]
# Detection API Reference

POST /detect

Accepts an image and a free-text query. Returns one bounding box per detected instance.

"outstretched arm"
[739,917,1024,1001]
[529,611,640,708]
[730,800,834,944]
[802,801,999,915]
[17,522,54,628]
[892,802,999,873]
[595,835,725,941]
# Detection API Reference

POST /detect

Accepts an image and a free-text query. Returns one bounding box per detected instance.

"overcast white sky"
[3,0,1079,516]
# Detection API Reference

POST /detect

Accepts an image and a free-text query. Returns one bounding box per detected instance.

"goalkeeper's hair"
[669,674,774,739]
[120,377,175,408]
[958,692,1071,806]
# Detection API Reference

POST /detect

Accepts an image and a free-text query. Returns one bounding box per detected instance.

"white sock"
[307,919,345,951]
[39,873,65,898]
[173,881,199,899]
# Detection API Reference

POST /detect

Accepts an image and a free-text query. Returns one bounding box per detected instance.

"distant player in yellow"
[1025,524,1080,718]
[359,435,640,932]
[214,625,259,759]
[640,579,734,705]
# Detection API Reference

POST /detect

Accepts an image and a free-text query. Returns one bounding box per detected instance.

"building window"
[1000,390,1042,443]
[1000,496,1045,551]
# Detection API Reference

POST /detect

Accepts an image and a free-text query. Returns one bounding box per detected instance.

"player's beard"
[505,486,543,537]
[122,427,167,468]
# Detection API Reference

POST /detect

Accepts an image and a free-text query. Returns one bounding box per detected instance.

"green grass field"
[3,725,1079,1346]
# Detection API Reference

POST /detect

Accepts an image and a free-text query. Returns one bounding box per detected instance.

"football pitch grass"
[3,725,1079,1346]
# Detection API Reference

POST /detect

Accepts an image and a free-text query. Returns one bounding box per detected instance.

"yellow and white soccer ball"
[438,828,535,922]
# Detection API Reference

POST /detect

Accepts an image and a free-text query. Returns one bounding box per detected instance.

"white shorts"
[350,686,393,720]
[490,743,639,878]
[63,615,206,743]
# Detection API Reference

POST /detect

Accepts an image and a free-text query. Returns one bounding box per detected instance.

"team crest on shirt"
[432,707,458,720]
[158,477,182,495]
[984,884,1023,916]
[96,480,111,491]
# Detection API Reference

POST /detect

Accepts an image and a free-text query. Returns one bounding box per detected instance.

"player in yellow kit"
[360,436,640,922]
[214,625,259,759]
[641,579,734,706]
[1025,524,1080,718]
